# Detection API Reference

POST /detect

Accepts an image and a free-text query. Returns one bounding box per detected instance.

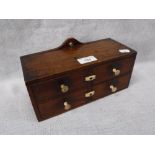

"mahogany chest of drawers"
[20,38,137,121]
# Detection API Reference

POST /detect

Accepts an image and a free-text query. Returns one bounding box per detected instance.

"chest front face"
[20,38,137,121]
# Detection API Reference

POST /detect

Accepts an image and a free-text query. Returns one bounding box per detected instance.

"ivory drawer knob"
[60,84,69,93]
[110,85,117,93]
[64,102,71,110]
[112,68,120,76]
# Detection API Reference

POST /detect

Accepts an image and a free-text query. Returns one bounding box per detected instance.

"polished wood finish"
[20,38,137,121]
[38,74,131,120]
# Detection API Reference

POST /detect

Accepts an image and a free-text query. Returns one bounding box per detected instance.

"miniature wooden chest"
[20,38,137,121]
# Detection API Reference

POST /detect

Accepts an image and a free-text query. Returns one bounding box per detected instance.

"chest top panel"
[20,38,136,84]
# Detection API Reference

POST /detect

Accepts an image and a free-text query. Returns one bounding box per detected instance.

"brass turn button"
[85,90,95,98]
[112,68,120,76]
[60,84,69,93]
[110,85,117,93]
[85,75,96,81]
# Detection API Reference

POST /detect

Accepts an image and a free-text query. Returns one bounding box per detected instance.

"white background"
[0,0,155,154]
[0,0,154,19]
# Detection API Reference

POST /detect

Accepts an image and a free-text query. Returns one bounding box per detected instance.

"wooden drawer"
[38,89,87,119]
[91,73,131,100]
[38,74,131,119]
[93,56,135,84]
[30,69,89,102]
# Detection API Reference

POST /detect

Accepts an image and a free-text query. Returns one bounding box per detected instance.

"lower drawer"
[37,74,131,120]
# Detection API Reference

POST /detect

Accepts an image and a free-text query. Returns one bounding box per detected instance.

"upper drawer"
[30,69,89,102]
[92,56,135,84]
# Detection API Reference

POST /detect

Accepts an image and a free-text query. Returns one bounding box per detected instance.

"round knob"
[112,68,120,76]
[64,102,71,110]
[69,42,73,47]
[110,85,117,93]
[60,84,69,93]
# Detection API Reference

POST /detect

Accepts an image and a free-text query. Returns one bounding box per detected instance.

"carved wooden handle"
[58,38,83,49]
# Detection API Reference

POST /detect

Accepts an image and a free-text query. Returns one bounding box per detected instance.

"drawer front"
[38,74,131,120]
[31,56,135,103]
[38,89,86,119]
[87,73,131,101]
[93,56,135,84]
[31,69,90,102]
